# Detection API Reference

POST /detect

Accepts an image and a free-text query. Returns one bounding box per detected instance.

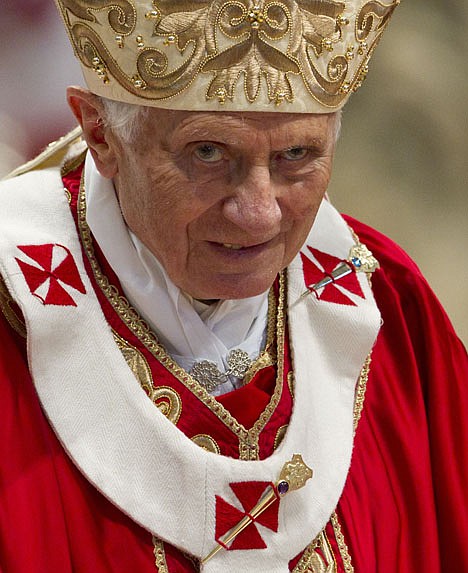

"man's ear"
[67,86,118,179]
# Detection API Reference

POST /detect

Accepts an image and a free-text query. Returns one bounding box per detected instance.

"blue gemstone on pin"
[352,257,362,268]
[277,481,289,495]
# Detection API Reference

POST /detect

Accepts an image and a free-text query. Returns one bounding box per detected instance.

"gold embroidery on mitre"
[54,0,401,110]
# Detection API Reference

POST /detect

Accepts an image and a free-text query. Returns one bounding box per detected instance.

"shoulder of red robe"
[3,126,84,181]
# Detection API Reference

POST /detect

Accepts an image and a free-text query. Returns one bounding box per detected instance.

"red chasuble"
[0,163,467,572]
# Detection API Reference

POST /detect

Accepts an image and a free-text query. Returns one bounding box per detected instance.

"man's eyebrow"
[179,125,242,144]
[279,137,329,151]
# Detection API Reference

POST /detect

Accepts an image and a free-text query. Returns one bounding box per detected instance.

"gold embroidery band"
[153,537,169,573]
[0,276,27,338]
[54,0,401,112]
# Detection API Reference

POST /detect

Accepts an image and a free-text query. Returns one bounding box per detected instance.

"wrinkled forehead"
[149,107,335,128]
[125,106,338,149]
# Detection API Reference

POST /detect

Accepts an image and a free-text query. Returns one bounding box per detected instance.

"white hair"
[99,96,342,144]
[99,97,150,143]
[333,109,342,142]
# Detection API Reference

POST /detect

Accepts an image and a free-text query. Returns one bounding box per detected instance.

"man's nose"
[221,166,282,237]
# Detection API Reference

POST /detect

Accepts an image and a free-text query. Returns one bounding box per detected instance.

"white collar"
[85,155,269,392]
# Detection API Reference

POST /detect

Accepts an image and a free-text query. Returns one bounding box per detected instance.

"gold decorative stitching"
[112,330,183,424]
[242,287,277,385]
[60,0,137,35]
[64,187,73,204]
[113,329,154,387]
[287,370,295,396]
[0,276,26,338]
[151,386,183,425]
[152,537,169,573]
[292,529,337,572]
[151,509,345,572]
[330,512,354,572]
[152,536,199,572]
[353,353,371,431]
[242,347,275,385]
[191,434,221,454]
[61,148,87,177]
[274,424,287,450]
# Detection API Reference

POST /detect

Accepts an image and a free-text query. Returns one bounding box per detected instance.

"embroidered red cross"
[301,246,364,306]
[15,244,86,307]
[215,481,279,551]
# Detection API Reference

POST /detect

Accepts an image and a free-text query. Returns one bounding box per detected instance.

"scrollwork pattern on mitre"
[59,0,400,107]
[62,0,136,35]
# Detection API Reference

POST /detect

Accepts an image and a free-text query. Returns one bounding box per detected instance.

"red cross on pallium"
[15,244,86,307]
[301,246,364,306]
[215,481,279,551]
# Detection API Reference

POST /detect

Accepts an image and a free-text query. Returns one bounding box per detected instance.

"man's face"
[109,109,336,300]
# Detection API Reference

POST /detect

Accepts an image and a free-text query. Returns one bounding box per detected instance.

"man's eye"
[280,147,309,161]
[193,144,224,163]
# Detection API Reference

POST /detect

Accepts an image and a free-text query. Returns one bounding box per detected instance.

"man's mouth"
[222,243,243,250]
[208,238,276,255]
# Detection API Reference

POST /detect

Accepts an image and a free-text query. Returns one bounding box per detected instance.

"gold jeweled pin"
[201,454,313,565]
[300,242,379,301]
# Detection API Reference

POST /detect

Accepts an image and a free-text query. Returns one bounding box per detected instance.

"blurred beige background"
[0,0,466,343]
[329,0,468,344]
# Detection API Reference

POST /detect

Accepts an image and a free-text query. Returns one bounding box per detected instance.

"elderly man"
[0,1,467,572]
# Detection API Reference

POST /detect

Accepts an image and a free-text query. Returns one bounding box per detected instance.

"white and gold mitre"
[55,0,400,113]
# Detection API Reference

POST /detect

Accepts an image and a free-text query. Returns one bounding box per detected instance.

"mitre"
[55,0,400,112]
